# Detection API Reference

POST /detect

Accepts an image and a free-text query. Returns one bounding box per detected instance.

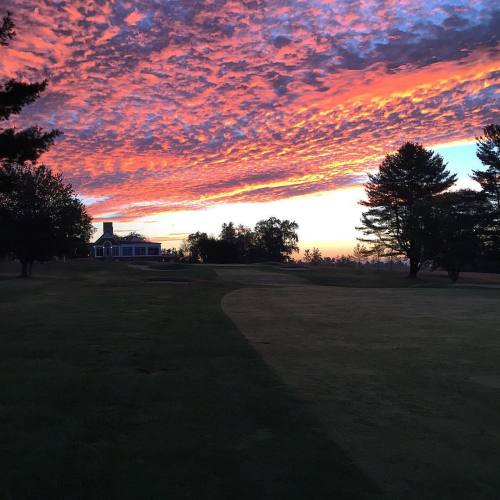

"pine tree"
[0,11,15,45]
[472,124,500,210]
[357,142,456,277]
[471,124,500,263]
[0,12,60,169]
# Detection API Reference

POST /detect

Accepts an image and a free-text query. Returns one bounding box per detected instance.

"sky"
[1,0,499,255]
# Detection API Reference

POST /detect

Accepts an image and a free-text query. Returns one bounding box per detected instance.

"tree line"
[357,128,500,281]
[301,247,408,270]
[182,217,299,263]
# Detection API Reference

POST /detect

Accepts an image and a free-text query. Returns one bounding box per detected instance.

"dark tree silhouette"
[0,12,60,169]
[218,222,256,263]
[0,163,93,276]
[217,222,241,262]
[358,142,456,278]
[352,243,368,266]
[185,231,238,264]
[303,247,322,264]
[119,231,146,242]
[185,218,299,263]
[425,190,491,282]
[0,126,60,164]
[472,124,500,210]
[0,11,15,45]
[471,124,500,263]
[186,231,210,262]
[0,13,91,274]
[220,222,237,242]
[253,217,299,262]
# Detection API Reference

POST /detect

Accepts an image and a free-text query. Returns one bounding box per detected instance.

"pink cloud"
[1,0,498,221]
[124,10,145,26]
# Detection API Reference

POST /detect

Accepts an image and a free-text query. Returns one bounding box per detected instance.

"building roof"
[93,221,161,246]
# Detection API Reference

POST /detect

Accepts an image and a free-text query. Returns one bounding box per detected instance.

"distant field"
[1,259,499,499]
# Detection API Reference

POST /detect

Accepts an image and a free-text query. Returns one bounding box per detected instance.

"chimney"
[103,222,113,235]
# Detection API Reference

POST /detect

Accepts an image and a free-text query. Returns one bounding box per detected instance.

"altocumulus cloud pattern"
[2,0,499,219]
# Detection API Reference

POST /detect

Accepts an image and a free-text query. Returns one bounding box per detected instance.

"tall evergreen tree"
[471,124,500,264]
[0,12,60,170]
[472,124,500,210]
[358,142,456,277]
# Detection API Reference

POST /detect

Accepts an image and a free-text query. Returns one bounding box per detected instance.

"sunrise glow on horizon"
[84,141,485,257]
[2,1,499,255]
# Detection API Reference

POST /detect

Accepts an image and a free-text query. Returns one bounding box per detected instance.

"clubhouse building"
[91,222,161,259]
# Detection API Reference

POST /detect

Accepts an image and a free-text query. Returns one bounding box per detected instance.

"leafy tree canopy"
[119,231,146,242]
[0,163,93,276]
[253,216,299,262]
[184,218,299,263]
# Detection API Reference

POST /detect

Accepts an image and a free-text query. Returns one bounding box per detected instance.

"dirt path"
[222,285,500,500]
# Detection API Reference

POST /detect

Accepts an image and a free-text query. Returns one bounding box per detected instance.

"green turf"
[138,262,218,280]
[222,284,500,499]
[260,264,458,287]
[0,260,380,500]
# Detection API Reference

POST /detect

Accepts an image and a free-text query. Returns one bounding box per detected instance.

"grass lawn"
[3,259,500,499]
[261,264,500,288]
[223,284,500,500]
[0,260,379,500]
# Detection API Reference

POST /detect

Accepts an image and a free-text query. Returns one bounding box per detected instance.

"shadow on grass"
[1,262,381,500]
